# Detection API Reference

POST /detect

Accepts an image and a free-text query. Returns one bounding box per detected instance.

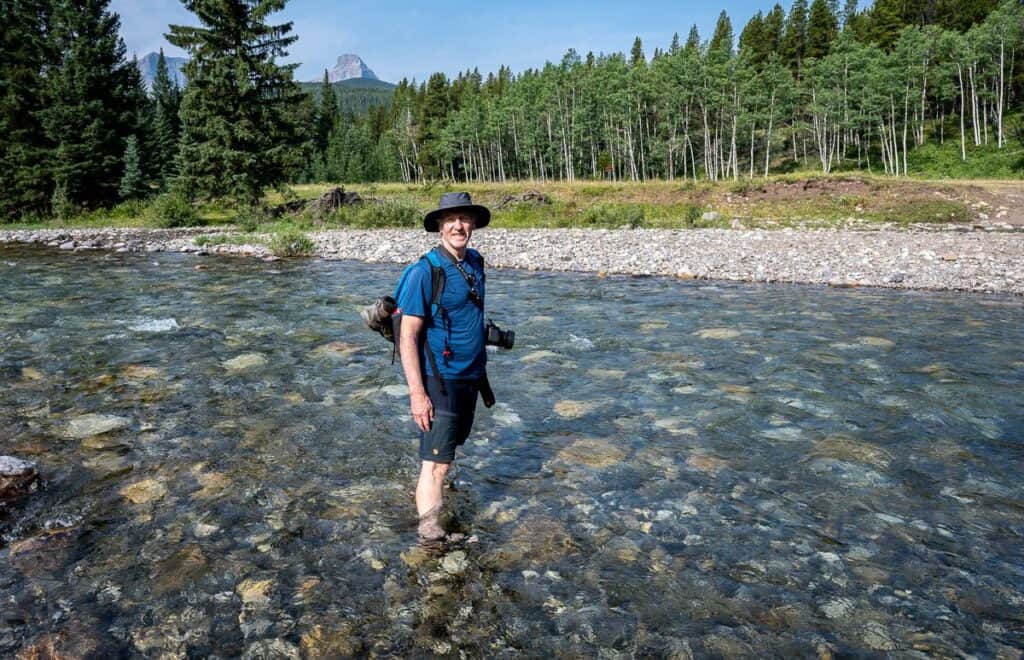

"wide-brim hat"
[423,191,491,232]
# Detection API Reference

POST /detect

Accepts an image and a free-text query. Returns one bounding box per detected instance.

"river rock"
[301,621,360,659]
[65,413,132,438]
[0,455,39,502]
[242,639,301,660]
[694,327,740,340]
[554,438,626,468]
[120,478,168,504]
[441,550,470,575]
[223,353,268,372]
[237,578,275,605]
[553,400,597,419]
[861,621,897,651]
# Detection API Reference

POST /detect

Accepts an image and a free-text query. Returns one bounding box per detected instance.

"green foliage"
[580,204,646,228]
[0,0,51,221]
[151,49,181,189]
[319,200,420,228]
[37,0,143,211]
[232,205,275,232]
[168,0,308,206]
[118,136,147,200]
[683,203,704,227]
[148,192,199,228]
[268,229,315,257]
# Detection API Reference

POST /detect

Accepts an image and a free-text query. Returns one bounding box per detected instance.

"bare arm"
[400,314,433,432]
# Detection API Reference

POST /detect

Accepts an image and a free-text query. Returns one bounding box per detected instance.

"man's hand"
[410,390,434,432]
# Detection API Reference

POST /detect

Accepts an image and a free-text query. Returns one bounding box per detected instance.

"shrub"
[580,204,646,228]
[683,203,703,227]
[268,229,315,257]
[233,204,274,232]
[148,193,199,228]
[354,200,420,228]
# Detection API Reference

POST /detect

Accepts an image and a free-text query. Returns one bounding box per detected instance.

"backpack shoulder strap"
[422,250,446,312]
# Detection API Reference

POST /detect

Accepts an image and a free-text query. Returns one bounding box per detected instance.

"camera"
[485,320,514,349]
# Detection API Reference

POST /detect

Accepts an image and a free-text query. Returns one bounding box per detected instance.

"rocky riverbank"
[2,225,1023,295]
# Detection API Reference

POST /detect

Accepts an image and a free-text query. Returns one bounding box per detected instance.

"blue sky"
[112,0,770,83]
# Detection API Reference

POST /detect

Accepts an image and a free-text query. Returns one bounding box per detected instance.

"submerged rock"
[120,478,168,504]
[554,438,626,468]
[553,400,598,419]
[0,455,39,502]
[242,639,301,660]
[65,413,131,439]
[223,353,268,372]
[694,327,741,340]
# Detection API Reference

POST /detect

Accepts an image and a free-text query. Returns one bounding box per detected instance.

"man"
[397,192,490,541]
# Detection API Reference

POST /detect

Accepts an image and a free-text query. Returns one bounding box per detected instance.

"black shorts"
[420,376,479,463]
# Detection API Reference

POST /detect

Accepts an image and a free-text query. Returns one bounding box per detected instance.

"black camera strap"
[435,245,483,308]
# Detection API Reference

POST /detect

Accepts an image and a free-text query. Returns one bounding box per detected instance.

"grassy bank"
[4,173,1016,235]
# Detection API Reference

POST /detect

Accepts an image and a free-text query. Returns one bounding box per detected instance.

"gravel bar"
[2,226,1023,295]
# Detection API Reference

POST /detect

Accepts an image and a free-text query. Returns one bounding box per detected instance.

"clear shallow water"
[1,246,1023,657]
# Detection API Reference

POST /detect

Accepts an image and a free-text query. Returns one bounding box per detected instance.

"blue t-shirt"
[397,248,486,380]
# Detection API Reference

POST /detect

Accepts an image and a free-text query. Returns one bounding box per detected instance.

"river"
[1,246,1022,656]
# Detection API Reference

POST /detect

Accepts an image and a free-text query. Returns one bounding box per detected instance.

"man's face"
[438,211,475,252]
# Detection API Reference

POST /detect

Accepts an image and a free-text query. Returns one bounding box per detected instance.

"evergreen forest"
[0,0,1021,222]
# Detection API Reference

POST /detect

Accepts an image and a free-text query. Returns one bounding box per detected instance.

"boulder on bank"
[0,455,40,504]
[308,187,363,216]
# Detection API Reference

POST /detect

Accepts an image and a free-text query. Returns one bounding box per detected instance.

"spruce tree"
[782,0,809,71]
[151,49,182,189]
[685,25,701,54]
[740,12,768,66]
[118,135,146,199]
[630,37,646,67]
[315,69,339,155]
[709,11,735,60]
[37,0,133,211]
[167,0,308,206]
[806,0,838,59]
[763,5,787,55]
[0,0,52,220]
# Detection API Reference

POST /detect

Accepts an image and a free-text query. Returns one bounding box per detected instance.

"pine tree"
[0,0,52,220]
[806,0,838,59]
[122,55,154,189]
[709,11,735,59]
[782,0,809,71]
[740,12,768,65]
[167,0,308,206]
[685,25,702,54]
[630,37,646,67]
[118,135,146,199]
[315,70,339,154]
[763,4,787,55]
[670,32,681,54]
[151,49,181,189]
[38,0,134,211]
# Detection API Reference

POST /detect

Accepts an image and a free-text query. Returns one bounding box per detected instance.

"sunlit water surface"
[1,246,1022,657]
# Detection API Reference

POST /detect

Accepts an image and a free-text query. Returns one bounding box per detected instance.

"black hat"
[423,192,491,232]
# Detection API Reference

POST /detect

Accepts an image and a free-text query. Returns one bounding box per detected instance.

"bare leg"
[416,460,449,539]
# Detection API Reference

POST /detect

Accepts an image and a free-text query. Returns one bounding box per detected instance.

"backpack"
[360,246,494,406]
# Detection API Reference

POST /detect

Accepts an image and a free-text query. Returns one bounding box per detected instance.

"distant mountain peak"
[137,51,188,90]
[327,54,378,83]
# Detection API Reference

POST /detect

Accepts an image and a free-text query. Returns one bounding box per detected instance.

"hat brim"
[424,205,491,232]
